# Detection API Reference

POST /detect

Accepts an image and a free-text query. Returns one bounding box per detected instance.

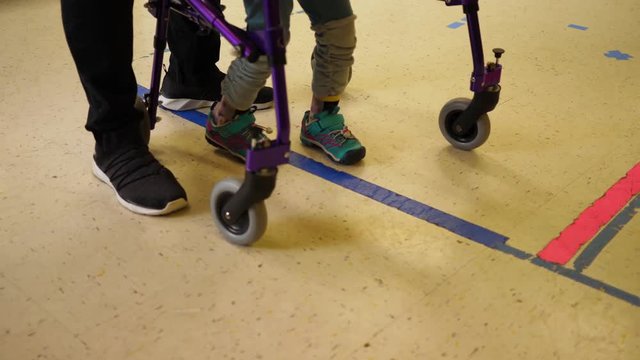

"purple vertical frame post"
[263,0,291,146]
[244,0,291,172]
[463,0,487,92]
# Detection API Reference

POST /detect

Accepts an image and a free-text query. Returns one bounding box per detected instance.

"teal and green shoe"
[205,105,262,161]
[300,107,366,165]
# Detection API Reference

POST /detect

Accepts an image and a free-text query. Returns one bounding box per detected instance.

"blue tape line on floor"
[447,22,465,29]
[168,108,207,127]
[495,243,640,307]
[137,85,207,127]
[574,195,640,272]
[530,257,640,307]
[568,24,588,30]
[288,153,508,248]
[137,84,640,307]
[605,50,633,60]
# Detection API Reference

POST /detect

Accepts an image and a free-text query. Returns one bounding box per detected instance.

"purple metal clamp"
[444,0,503,92]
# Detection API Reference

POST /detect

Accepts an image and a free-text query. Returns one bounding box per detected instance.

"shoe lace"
[309,110,355,146]
[232,106,263,140]
[327,127,355,146]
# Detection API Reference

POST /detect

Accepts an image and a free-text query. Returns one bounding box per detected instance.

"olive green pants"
[222,0,356,109]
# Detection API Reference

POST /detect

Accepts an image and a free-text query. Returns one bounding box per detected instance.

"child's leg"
[297,0,365,165]
[214,0,293,122]
[298,0,356,114]
[215,56,271,123]
[206,0,293,160]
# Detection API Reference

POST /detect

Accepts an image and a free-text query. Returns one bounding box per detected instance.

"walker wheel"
[210,178,268,246]
[439,97,491,150]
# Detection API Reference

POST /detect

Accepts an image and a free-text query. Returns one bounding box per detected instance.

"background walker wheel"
[439,97,491,151]
[210,178,268,246]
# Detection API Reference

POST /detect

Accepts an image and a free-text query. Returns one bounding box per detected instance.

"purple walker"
[144,0,290,246]
[439,0,505,150]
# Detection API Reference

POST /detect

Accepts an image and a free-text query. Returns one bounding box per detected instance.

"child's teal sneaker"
[300,107,366,165]
[205,105,263,161]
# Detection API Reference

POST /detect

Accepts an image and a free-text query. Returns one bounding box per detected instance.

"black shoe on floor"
[159,72,274,111]
[93,125,188,216]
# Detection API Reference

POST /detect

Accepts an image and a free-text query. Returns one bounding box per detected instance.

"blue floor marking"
[137,85,207,126]
[530,257,640,307]
[574,195,640,273]
[496,243,640,306]
[494,242,532,260]
[568,24,588,31]
[288,152,508,248]
[137,85,640,307]
[605,50,633,60]
[447,21,465,29]
[167,107,206,127]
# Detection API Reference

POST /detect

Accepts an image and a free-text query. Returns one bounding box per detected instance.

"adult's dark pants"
[61,0,221,136]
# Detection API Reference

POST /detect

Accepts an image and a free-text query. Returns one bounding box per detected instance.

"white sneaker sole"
[159,95,213,111]
[92,160,188,216]
[252,100,273,110]
[159,95,273,111]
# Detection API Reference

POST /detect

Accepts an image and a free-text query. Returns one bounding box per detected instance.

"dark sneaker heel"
[92,145,188,216]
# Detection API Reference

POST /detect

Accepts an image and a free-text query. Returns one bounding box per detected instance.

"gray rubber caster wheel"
[439,97,491,150]
[210,178,268,246]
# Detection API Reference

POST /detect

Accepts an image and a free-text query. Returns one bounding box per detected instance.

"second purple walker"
[439,0,505,150]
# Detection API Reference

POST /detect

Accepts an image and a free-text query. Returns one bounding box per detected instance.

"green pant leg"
[221,0,293,110]
[297,0,356,98]
[296,0,353,25]
[244,0,294,31]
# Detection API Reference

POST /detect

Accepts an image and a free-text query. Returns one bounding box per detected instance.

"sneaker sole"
[92,160,188,216]
[300,136,366,165]
[252,100,274,111]
[159,95,213,111]
[159,95,273,112]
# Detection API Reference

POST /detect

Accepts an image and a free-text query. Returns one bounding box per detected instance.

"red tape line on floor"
[538,162,640,264]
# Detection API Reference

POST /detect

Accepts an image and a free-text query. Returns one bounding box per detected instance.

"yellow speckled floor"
[1,0,639,359]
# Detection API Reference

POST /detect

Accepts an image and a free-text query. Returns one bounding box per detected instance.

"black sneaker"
[251,86,274,110]
[93,146,188,216]
[159,73,274,111]
[93,117,187,216]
